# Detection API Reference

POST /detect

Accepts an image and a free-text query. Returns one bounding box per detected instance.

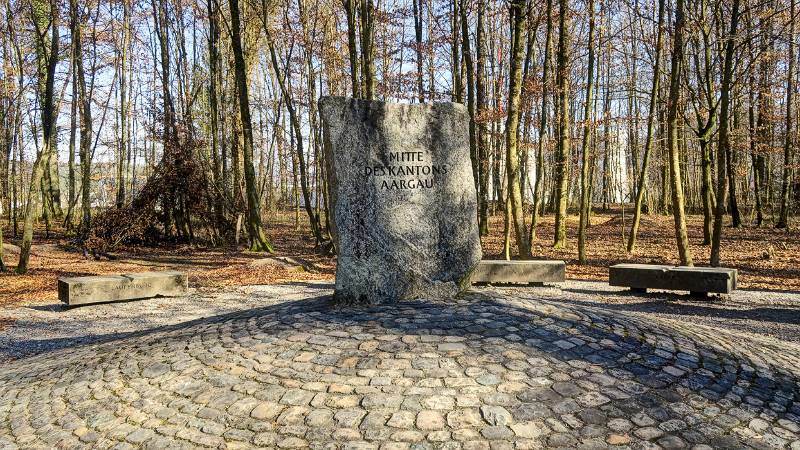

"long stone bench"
[471,260,566,285]
[58,270,188,306]
[609,264,737,295]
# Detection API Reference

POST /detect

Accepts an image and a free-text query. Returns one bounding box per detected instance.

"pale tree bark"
[627,0,665,252]
[665,0,693,266]
[230,0,274,252]
[505,0,531,258]
[577,0,596,264]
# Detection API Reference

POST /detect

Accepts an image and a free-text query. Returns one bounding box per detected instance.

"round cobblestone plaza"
[1,284,799,449]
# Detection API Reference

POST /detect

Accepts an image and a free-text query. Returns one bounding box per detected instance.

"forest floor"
[0,206,798,310]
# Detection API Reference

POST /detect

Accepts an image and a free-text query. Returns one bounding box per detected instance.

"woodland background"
[0,0,799,297]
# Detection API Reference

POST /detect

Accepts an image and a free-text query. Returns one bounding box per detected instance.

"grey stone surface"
[470,260,565,285]
[58,270,188,306]
[2,282,799,448]
[608,263,737,294]
[320,96,481,304]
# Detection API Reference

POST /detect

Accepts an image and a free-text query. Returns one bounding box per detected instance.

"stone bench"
[58,271,188,306]
[471,260,566,285]
[609,264,737,296]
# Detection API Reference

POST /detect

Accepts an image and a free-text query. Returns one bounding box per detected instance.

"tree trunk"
[18,0,60,274]
[710,0,741,266]
[777,0,795,228]
[505,0,531,258]
[230,0,273,252]
[665,0,693,266]
[627,0,665,252]
[343,0,360,98]
[413,0,424,102]
[476,0,490,236]
[73,0,92,234]
[115,0,130,208]
[460,0,479,214]
[360,0,376,100]
[577,0,596,264]
[553,0,570,248]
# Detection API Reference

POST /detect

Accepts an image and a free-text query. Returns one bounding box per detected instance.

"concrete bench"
[609,264,737,296]
[471,260,566,285]
[58,270,188,306]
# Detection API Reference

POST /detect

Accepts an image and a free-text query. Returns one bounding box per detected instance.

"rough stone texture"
[609,264,737,294]
[2,283,799,449]
[320,96,481,304]
[470,260,565,285]
[58,270,188,306]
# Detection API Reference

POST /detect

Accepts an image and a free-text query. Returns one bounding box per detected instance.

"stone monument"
[320,97,481,304]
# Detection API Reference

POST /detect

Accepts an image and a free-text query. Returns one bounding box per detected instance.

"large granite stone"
[58,271,188,306]
[320,96,481,304]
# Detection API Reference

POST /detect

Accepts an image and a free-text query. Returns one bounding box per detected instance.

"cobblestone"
[0,283,798,448]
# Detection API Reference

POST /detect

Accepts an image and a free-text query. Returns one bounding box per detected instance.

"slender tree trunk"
[116,0,130,208]
[710,0,741,265]
[451,1,462,103]
[460,0,479,212]
[208,0,225,233]
[778,0,795,228]
[65,34,78,229]
[578,0,596,264]
[72,0,93,234]
[230,0,273,252]
[505,0,531,258]
[529,0,552,245]
[476,0,490,236]
[553,0,570,248]
[627,0,665,252]
[18,0,60,274]
[413,0,424,102]
[343,0,360,98]
[360,0,376,100]
[665,0,693,266]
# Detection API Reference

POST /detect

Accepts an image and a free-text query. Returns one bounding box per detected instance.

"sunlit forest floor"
[1,206,798,309]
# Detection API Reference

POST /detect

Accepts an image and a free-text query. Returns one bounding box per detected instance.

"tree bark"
[577,0,596,264]
[777,0,795,228]
[710,0,741,266]
[553,0,570,248]
[460,0,479,214]
[476,0,490,236]
[230,0,274,252]
[18,0,60,273]
[505,0,531,258]
[665,0,693,266]
[627,0,665,252]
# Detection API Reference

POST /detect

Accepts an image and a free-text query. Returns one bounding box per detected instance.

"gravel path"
[1,280,798,362]
[1,281,799,449]
[0,282,331,361]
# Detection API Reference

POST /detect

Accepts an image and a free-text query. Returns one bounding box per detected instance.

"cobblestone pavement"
[1,284,799,449]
